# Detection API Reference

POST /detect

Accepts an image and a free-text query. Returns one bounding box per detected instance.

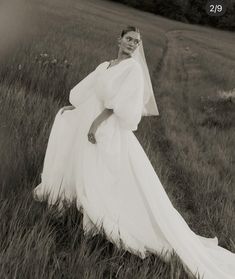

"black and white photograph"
[0,0,235,278]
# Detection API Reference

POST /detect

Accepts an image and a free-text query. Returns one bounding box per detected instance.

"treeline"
[109,0,235,31]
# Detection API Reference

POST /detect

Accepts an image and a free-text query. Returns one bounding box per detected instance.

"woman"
[33,26,235,279]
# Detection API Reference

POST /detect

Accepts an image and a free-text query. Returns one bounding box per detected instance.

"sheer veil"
[132,40,159,116]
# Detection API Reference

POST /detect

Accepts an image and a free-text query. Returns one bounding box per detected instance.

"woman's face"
[118,31,141,55]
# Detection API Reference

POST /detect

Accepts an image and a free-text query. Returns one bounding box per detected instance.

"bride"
[33,26,235,279]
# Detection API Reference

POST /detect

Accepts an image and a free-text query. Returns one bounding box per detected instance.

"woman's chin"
[122,48,132,55]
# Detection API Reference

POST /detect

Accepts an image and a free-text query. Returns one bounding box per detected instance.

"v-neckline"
[106,57,132,70]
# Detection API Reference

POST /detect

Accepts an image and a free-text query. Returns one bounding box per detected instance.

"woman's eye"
[126,37,139,45]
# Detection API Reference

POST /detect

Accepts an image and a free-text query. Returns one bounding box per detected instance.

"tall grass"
[0,0,234,278]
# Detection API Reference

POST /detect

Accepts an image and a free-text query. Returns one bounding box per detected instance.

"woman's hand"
[87,122,98,144]
[87,109,113,144]
[61,105,75,114]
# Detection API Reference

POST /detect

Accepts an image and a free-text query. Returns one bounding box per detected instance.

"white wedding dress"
[33,57,235,279]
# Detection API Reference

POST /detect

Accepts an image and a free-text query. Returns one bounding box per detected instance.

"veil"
[132,40,159,116]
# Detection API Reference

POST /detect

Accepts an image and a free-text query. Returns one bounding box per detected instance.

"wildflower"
[40,53,49,57]
[218,88,235,102]
[51,59,57,64]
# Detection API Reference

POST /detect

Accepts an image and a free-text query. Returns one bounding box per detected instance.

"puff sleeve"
[69,62,104,107]
[104,62,144,131]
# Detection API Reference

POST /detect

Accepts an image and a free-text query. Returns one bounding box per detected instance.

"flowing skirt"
[33,94,235,279]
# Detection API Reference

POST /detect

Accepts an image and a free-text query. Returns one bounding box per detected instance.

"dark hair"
[121,26,141,38]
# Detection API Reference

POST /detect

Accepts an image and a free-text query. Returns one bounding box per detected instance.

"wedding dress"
[33,57,235,279]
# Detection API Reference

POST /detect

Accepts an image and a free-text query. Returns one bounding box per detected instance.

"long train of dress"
[33,58,235,279]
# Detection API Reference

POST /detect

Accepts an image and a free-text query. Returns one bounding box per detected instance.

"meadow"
[0,0,234,278]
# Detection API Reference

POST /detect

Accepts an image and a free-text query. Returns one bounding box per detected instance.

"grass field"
[0,0,234,278]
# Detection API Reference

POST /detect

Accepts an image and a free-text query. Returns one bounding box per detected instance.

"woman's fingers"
[89,136,96,144]
[88,132,96,144]
[60,106,74,115]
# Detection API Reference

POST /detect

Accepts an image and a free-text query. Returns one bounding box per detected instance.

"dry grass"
[0,0,234,278]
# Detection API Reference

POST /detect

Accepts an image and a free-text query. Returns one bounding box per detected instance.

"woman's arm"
[93,108,113,127]
[88,108,113,144]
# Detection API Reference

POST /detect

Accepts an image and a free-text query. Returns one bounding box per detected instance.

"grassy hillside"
[0,0,234,278]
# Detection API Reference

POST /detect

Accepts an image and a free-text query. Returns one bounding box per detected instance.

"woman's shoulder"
[118,57,142,74]
[94,58,142,77]
[100,57,139,67]
[127,58,143,76]
[130,57,142,69]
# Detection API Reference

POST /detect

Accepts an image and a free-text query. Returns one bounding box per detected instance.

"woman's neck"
[116,50,131,62]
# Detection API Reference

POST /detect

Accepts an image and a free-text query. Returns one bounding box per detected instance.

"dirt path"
[149,29,210,227]
[148,27,234,236]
